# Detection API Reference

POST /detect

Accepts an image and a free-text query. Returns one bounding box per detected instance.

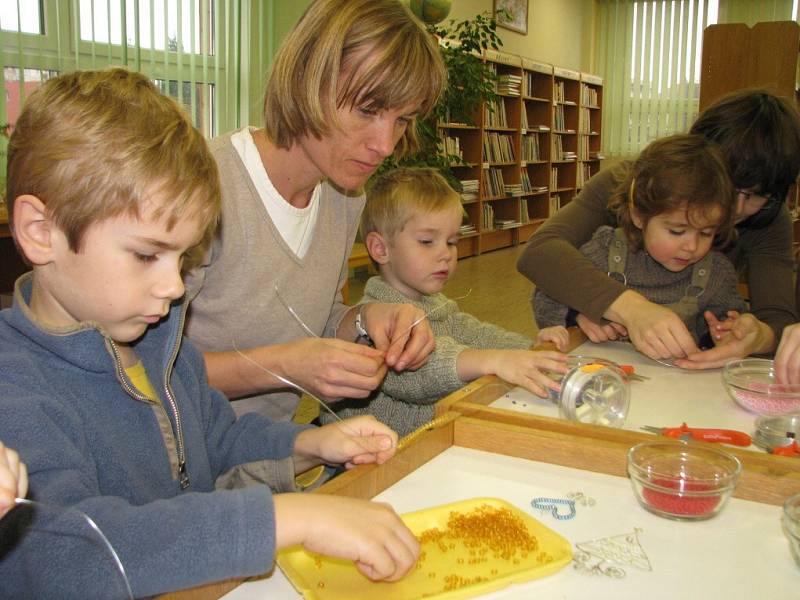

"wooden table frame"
[164,402,800,599]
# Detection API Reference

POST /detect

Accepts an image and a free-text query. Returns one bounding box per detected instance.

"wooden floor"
[347,244,540,340]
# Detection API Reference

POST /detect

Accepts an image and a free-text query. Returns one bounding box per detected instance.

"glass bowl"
[754,414,800,452]
[784,493,800,568]
[627,441,741,521]
[722,359,800,416]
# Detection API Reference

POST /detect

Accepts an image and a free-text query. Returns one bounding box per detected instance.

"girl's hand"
[675,311,775,370]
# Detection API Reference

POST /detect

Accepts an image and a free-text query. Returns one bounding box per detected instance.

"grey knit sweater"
[533,225,747,342]
[320,276,533,436]
[184,130,364,421]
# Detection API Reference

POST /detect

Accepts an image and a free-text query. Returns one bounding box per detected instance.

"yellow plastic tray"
[277,497,573,599]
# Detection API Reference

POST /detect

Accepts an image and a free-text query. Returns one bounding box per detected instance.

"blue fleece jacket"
[0,274,310,598]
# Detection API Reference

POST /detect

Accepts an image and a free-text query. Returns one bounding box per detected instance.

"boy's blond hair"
[7,68,220,265]
[264,0,445,159]
[362,167,461,241]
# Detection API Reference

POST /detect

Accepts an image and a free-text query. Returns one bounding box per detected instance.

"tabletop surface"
[223,446,796,599]
[490,340,762,442]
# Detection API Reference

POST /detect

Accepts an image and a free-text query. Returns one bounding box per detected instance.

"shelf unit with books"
[438,118,483,256]
[441,51,602,258]
[517,59,554,244]
[478,50,524,255]
[578,72,604,190]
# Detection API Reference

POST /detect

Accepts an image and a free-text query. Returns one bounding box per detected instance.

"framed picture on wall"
[494,0,529,34]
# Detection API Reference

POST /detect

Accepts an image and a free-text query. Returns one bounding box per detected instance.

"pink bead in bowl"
[722,359,800,416]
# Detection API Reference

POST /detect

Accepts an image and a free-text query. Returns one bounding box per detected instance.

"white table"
[223,446,796,599]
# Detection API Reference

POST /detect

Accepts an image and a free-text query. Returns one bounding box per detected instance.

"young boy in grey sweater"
[323,168,569,436]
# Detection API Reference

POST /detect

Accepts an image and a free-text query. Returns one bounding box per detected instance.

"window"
[0,1,236,139]
[596,0,719,158]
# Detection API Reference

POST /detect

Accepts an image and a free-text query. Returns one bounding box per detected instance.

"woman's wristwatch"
[354,304,374,346]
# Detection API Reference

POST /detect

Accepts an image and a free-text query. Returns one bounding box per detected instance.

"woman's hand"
[0,442,26,519]
[606,290,699,359]
[361,303,435,372]
[775,323,800,384]
[575,314,628,343]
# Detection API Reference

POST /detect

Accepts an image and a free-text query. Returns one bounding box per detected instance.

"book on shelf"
[482,203,495,230]
[496,74,522,96]
[459,223,477,236]
[549,194,562,214]
[521,133,540,161]
[494,218,520,230]
[484,98,509,128]
[519,199,530,223]
[504,183,525,197]
[481,168,506,198]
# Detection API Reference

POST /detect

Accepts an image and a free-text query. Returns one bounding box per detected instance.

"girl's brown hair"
[608,134,734,250]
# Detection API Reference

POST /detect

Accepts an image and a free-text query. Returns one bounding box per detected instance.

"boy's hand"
[675,311,775,370]
[0,442,27,519]
[294,415,398,471]
[491,350,568,397]
[362,303,435,372]
[275,493,419,581]
[575,314,628,343]
[775,323,800,384]
[535,326,571,351]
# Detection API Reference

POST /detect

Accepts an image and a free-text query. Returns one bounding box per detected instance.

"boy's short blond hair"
[264,0,445,159]
[362,167,461,241]
[7,68,220,264]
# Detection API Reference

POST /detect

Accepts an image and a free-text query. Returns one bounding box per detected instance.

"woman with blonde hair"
[186,0,446,420]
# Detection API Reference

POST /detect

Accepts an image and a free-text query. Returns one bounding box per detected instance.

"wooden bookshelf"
[443,51,603,258]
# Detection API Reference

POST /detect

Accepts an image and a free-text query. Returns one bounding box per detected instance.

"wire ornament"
[14,497,134,599]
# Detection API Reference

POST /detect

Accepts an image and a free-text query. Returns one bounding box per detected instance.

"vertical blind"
[596,0,798,158]
[0,0,280,186]
[596,0,718,158]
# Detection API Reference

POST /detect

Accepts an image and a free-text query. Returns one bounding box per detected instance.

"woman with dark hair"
[518,89,800,369]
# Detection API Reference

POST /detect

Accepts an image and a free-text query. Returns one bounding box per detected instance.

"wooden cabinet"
[443,51,603,258]
[699,21,800,112]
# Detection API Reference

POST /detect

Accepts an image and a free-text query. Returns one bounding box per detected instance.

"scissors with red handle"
[641,422,752,446]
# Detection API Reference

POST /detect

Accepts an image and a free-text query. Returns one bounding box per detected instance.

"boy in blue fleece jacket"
[0,68,418,598]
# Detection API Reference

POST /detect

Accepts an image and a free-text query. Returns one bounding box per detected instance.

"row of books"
[554,81,566,103]
[554,105,576,132]
[577,163,594,188]
[578,107,599,134]
[484,98,509,128]
[521,133,541,161]
[440,135,464,160]
[523,72,541,98]
[550,194,562,214]
[552,135,577,161]
[481,167,506,198]
[481,202,495,230]
[483,132,516,163]
[520,170,547,194]
[581,83,599,107]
